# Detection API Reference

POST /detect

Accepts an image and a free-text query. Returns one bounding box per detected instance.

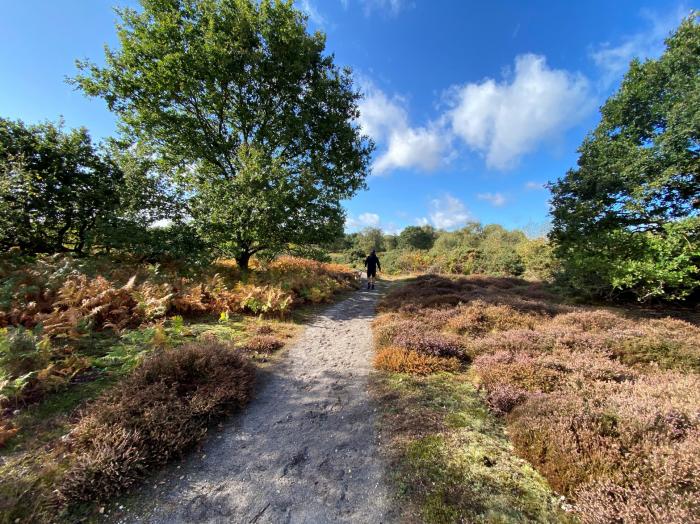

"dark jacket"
[364,253,381,272]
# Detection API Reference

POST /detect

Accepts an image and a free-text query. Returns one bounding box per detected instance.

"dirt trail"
[118,286,395,524]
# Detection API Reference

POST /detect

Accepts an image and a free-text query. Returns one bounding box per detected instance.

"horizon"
[0,0,690,235]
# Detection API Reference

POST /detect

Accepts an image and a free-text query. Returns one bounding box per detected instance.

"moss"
[376,373,570,523]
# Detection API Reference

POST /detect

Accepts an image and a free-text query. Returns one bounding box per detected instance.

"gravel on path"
[116,285,395,524]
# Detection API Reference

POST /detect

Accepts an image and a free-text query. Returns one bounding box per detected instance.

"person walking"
[364,249,381,290]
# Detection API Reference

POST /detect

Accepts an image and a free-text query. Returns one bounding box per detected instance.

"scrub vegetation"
[0,255,358,522]
[372,275,699,523]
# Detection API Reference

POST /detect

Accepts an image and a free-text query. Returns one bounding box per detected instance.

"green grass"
[374,372,572,523]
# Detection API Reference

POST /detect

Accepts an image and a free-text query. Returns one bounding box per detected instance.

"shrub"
[507,372,700,498]
[0,327,49,377]
[242,335,284,353]
[372,315,415,348]
[55,341,255,505]
[483,383,529,414]
[445,301,542,336]
[575,430,700,524]
[551,309,628,332]
[393,330,467,360]
[374,346,461,375]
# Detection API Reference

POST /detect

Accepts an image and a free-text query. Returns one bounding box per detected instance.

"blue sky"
[0,1,691,235]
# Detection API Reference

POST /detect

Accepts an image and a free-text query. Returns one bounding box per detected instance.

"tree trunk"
[236,251,251,271]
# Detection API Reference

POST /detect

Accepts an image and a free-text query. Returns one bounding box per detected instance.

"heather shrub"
[575,431,700,524]
[242,335,284,353]
[444,301,542,336]
[372,315,418,348]
[375,271,700,523]
[507,372,700,498]
[253,324,274,335]
[611,335,700,371]
[374,346,461,375]
[469,329,553,358]
[551,309,629,332]
[393,330,467,360]
[474,351,563,393]
[483,383,529,414]
[55,341,255,505]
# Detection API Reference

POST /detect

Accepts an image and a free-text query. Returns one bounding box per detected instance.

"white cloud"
[477,192,507,207]
[374,125,448,173]
[591,6,687,86]
[358,81,450,174]
[358,212,380,226]
[345,212,381,231]
[343,0,411,16]
[525,181,545,190]
[298,0,326,25]
[425,194,472,230]
[446,54,592,170]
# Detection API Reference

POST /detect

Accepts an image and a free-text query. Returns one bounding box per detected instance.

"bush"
[507,373,700,498]
[575,431,700,524]
[242,335,284,353]
[0,327,48,377]
[55,341,254,505]
[374,346,461,375]
[444,301,542,336]
[392,329,467,360]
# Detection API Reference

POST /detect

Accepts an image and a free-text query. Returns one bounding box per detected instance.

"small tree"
[354,227,385,254]
[549,15,700,300]
[74,0,372,269]
[398,225,437,250]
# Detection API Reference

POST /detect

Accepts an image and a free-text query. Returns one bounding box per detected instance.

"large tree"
[549,14,700,301]
[74,0,372,269]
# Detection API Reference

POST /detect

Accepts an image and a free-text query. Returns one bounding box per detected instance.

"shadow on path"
[115,286,395,524]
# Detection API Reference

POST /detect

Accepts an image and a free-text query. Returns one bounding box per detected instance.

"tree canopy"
[549,14,700,301]
[0,118,121,254]
[74,0,372,269]
[398,225,437,250]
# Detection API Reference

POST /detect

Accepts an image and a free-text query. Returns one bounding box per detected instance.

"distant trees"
[355,227,385,254]
[74,0,372,269]
[331,222,552,279]
[549,14,700,301]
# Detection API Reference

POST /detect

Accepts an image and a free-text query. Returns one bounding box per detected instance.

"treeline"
[329,224,555,281]
[0,118,200,261]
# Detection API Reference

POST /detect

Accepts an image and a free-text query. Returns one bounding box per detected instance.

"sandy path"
[118,286,394,524]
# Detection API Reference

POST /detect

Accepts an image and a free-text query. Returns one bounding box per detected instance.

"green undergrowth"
[0,311,301,523]
[374,371,572,523]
